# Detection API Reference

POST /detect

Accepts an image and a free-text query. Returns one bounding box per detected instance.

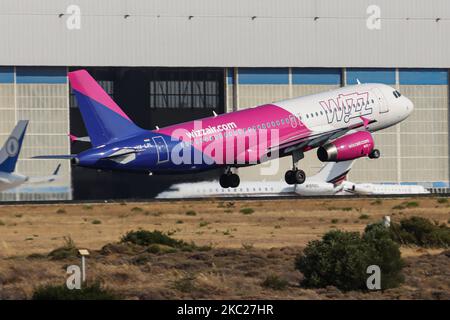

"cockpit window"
[393,90,402,98]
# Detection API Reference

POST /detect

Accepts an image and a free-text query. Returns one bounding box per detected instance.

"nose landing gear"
[369,149,381,159]
[284,150,306,185]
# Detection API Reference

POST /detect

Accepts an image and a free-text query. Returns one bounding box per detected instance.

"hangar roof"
[1,0,450,67]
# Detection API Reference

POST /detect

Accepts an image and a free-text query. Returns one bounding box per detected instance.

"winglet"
[69,133,77,143]
[53,164,61,175]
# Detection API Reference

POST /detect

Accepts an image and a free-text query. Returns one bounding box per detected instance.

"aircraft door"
[373,88,389,113]
[152,136,169,163]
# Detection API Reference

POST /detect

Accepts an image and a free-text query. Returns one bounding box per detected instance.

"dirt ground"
[0,197,449,299]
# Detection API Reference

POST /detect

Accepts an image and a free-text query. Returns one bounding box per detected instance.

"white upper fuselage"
[274,83,413,134]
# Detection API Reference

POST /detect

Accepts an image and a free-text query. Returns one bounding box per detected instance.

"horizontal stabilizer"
[33,155,77,160]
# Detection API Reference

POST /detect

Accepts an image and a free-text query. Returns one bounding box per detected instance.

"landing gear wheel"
[219,174,230,188]
[229,174,240,188]
[294,169,306,184]
[219,173,240,188]
[285,170,296,185]
[369,149,381,159]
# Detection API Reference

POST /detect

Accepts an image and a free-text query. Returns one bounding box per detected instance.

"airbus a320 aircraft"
[0,121,61,192]
[35,70,413,188]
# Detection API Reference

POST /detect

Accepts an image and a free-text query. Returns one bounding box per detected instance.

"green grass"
[83,205,93,210]
[405,201,419,208]
[240,208,254,215]
[437,198,448,204]
[358,214,370,220]
[371,199,383,205]
[185,210,197,216]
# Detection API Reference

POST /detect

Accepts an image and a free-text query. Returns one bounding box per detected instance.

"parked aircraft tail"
[310,160,354,184]
[68,70,145,147]
[0,120,28,173]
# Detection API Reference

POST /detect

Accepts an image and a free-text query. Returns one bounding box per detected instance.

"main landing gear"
[284,150,306,185]
[369,149,381,159]
[219,167,240,188]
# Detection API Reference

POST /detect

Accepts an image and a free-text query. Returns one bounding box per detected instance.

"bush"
[437,198,448,204]
[359,214,370,220]
[48,236,78,260]
[389,216,450,247]
[240,208,254,215]
[32,282,118,300]
[185,210,197,216]
[405,201,419,208]
[261,275,289,290]
[121,230,186,248]
[295,228,404,291]
[91,219,102,225]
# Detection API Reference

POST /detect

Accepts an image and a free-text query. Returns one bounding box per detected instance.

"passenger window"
[286,118,290,123]
[271,121,275,127]
[276,120,280,126]
[371,99,374,103]
[315,112,318,116]
[266,122,271,128]
[306,114,309,118]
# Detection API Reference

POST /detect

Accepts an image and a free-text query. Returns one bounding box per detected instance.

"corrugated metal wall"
[1,0,450,67]
[0,67,71,200]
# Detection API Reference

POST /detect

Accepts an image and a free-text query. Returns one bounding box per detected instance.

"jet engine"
[317,131,375,162]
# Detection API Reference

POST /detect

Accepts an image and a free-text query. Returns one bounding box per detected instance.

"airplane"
[156,160,352,198]
[0,121,62,192]
[157,159,428,198]
[34,70,413,188]
[294,160,429,195]
[340,181,429,195]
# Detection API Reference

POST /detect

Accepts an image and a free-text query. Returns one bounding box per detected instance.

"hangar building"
[0,0,449,200]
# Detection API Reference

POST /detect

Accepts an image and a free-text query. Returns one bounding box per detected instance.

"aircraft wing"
[26,164,62,184]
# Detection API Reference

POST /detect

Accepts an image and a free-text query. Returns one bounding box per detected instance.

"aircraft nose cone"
[405,96,414,115]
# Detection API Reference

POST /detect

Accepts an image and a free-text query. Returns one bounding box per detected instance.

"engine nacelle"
[317,131,374,162]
